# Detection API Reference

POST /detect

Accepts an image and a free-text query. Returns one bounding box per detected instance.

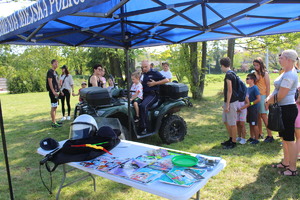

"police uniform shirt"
[142,69,166,94]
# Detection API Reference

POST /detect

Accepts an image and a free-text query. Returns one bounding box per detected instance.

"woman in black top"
[88,64,103,87]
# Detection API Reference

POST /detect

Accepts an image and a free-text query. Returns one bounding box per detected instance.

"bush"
[7,70,46,94]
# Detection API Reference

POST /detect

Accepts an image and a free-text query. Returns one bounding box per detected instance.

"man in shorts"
[46,59,62,128]
[220,57,239,149]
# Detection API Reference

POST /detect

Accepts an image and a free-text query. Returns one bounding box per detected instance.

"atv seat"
[148,99,163,111]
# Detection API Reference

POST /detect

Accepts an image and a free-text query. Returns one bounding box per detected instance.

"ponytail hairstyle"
[281,49,299,69]
[253,57,266,77]
[296,57,300,70]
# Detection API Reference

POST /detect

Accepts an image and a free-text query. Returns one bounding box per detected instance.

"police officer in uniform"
[139,60,169,135]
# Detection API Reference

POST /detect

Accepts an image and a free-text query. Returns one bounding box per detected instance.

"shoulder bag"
[267,94,285,132]
[58,75,67,99]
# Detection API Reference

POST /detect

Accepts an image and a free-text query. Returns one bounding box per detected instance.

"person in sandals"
[266,50,299,176]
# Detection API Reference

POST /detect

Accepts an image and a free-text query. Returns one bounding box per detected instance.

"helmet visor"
[69,123,92,140]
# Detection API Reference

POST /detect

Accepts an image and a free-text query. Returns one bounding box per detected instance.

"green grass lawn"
[1,73,300,200]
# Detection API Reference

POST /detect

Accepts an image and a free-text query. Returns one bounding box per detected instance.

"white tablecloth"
[37,140,226,200]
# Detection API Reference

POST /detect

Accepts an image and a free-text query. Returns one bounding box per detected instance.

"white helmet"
[69,114,98,140]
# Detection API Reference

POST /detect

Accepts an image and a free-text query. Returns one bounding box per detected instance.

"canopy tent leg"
[125,48,132,136]
[0,100,14,200]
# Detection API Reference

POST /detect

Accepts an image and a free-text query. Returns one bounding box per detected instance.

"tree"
[167,44,189,82]
[169,42,207,100]
[236,32,300,70]
[208,40,227,74]
[227,39,235,70]
[199,42,207,99]
[61,47,89,75]
[187,42,200,99]
[6,46,61,93]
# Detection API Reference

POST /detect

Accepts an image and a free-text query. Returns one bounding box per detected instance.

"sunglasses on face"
[246,77,251,80]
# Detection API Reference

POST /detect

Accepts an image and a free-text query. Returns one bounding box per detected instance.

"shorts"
[258,95,268,114]
[237,101,247,122]
[279,104,298,141]
[222,101,238,126]
[295,104,300,128]
[49,91,58,108]
[131,97,142,105]
[247,106,258,126]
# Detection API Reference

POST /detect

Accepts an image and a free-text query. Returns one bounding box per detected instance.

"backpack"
[229,71,247,102]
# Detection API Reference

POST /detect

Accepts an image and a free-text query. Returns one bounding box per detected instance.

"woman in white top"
[266,50,299,176]
[60,65,75,121]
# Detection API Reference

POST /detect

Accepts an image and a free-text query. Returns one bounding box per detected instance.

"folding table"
[38,140,226,200]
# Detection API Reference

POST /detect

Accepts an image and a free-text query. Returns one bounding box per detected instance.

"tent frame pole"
[125,48,132,136]
[0,100,14,200]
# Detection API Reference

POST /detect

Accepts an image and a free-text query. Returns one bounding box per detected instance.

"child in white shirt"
[130,71,143,122]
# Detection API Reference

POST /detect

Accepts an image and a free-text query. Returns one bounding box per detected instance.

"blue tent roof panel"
[0,0,300,48]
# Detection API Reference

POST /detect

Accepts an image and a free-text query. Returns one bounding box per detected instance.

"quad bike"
[74,80,192,144]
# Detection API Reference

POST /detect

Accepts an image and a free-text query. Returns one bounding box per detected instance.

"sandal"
[279,169,298,176]
[271,162,289,169]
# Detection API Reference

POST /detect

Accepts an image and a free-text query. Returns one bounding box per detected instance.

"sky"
[0,0,35,18]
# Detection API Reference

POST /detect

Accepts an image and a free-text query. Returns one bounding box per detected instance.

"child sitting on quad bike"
[130,71,143,123]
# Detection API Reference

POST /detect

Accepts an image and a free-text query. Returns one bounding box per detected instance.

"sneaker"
[250,139,259,145]
[239,138,247,145]
[264,136,274,143]
[247,138,254,143]
[139,128,148,135]
[61,116,66,121]
[134,116,139,123]
[221,138,232,146]
[236,137,241,142]
[51,122,62,128]
[66,116,71,120]
[223,142,236,149]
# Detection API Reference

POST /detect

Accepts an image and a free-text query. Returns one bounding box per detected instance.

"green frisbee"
[172,155,198,167]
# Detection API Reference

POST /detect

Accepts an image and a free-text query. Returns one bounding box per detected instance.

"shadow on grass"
[55,174,132,200]
[140,94,281,159]
[229,164,300,200]
[0,92,287,199]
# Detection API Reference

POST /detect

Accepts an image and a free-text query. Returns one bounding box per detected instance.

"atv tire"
[159,115,187,144]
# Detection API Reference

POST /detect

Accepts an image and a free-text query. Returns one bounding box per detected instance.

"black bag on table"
[41,126,120,172]
[267,94,285,132]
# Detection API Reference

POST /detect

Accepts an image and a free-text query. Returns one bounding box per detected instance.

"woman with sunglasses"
[88,64,104,87]
[253,58,274,143]
[266,50,299,176]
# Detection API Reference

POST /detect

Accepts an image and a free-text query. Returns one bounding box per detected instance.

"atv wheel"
[119,125,131,140]
[159,115,187,144]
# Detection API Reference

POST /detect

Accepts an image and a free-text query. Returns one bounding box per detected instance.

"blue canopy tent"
[1,0,300,48]
[1,0,300,199]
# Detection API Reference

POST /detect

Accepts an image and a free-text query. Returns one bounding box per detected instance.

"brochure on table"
[78,148,222,187]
